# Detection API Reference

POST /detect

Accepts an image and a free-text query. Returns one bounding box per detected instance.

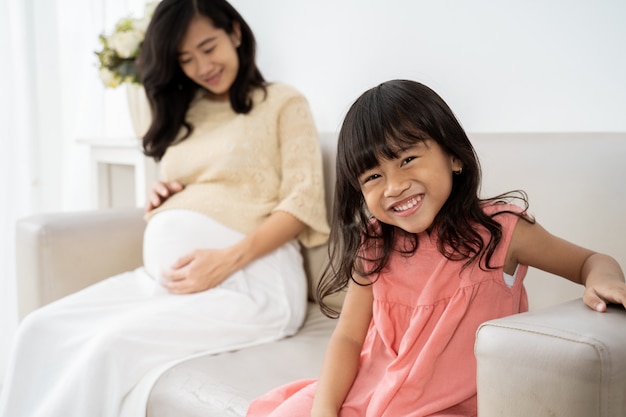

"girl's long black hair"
[139,0,265,161]
[317,80,530,318]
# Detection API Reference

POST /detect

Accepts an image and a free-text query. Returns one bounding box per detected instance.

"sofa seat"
[147,303,335,417]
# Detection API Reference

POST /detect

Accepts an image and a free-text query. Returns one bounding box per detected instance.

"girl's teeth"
[394,196,421,212]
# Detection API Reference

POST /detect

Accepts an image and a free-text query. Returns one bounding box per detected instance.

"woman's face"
[177,15,241,100]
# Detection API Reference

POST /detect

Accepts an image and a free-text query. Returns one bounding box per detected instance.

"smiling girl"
[246,80,626,417]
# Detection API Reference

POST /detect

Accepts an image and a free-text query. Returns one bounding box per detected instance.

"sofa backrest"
[301,132,345,310]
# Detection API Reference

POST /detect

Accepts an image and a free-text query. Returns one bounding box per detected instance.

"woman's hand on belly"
[145,180,184,213]
[161,247,243,294]
[158,211,304,294]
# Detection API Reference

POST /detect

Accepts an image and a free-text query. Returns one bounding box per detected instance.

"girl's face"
[178,15,241,101]
[358,139,462,234]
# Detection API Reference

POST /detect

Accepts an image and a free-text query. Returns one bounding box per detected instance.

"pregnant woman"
[0,1,329,416]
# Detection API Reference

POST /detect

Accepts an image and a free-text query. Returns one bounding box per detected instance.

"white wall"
[230,0,626,133]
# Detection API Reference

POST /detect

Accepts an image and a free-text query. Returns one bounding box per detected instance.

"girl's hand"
[583,282,626,312]
[161,247,242,294]
[580,253,626,312]
[145,180,184,212]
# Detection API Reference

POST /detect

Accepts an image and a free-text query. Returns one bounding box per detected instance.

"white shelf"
[77,137,159,209]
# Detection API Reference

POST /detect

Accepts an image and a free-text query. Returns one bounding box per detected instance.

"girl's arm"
[507,219,626,311]
[311,277,373,417]
[162,210,305,294]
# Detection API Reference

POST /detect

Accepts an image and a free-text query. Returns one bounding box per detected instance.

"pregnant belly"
[142,209,244,282]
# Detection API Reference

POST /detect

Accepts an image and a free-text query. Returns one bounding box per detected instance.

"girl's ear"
[450,155,463,174]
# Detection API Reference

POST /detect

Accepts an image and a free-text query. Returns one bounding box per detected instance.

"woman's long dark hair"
[317,80,530,317]
[139,0,265,161]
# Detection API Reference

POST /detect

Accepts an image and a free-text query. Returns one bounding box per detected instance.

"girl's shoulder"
[481,200,529,233]
[481,201,526,216]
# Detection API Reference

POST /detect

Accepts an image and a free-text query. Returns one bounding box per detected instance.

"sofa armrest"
[475,299,626,417]
[15,208,146,320]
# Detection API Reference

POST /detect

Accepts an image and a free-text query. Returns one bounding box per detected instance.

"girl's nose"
[383,173,410,197]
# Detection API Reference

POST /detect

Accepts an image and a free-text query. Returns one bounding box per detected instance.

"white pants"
[0,210,307,417]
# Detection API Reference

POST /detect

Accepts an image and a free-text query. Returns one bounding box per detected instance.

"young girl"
[0,1,329,416]
[246,80,626,417]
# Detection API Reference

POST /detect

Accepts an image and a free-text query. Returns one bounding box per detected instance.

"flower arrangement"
[95,1,159,88]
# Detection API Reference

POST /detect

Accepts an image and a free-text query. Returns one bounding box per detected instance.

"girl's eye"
[401,156,416,166]
[203,47,216,54]
[361,173,381,184]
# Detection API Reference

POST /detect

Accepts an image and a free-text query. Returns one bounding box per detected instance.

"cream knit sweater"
[146,83,330,248]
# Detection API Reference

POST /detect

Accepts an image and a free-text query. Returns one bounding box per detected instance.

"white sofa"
[15,132,626,416]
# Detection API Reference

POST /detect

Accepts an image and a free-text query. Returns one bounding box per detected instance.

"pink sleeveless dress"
[247,204,528,417]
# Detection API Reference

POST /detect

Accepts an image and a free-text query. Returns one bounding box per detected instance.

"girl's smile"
[389,194,423,215]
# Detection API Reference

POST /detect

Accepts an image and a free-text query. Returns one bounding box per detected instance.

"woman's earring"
[235,39,241,47]
[454,168,463,175]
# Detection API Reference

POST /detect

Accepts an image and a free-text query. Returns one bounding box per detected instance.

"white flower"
[108,29,143,59]
[99,68,122,88]
[95,1,160,88]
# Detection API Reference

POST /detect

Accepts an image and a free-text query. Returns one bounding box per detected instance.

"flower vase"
[125,83,151,139]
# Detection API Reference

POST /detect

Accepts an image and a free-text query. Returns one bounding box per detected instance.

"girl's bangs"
[341,115,429,179]
[338,81,433,188]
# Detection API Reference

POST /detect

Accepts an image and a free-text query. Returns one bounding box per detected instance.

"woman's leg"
[1,211,307,417]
